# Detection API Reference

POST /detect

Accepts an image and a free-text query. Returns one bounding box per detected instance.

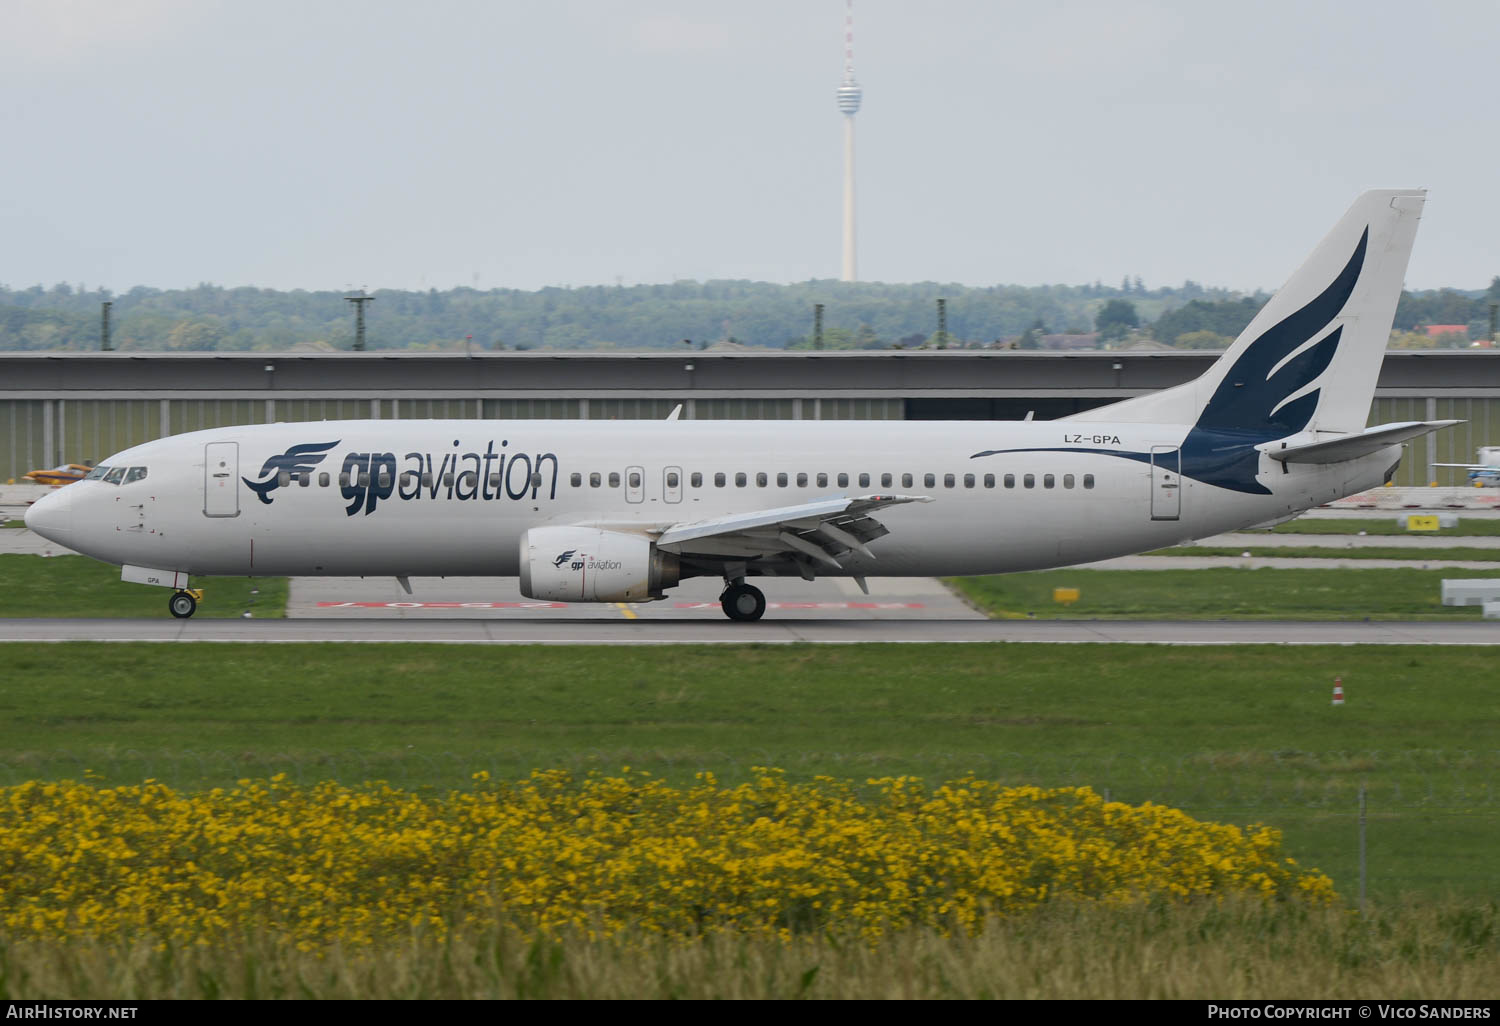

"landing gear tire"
[169,591,197,619]
[721,583,766,622]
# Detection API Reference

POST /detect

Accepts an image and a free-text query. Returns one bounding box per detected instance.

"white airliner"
[1434,447,1500,488]
[26,190,1456,621]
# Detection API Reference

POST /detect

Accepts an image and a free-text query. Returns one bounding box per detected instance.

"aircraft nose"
[24,487,73,543]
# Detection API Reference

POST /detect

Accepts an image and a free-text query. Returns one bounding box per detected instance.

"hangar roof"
[1,349,1496,399]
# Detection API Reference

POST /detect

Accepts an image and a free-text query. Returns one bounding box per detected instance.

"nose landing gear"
[168,589,201,619]
[720,582,766,622]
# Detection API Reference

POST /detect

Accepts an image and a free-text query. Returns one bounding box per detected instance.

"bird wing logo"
[552,549,577,568]
[242,441,341,504]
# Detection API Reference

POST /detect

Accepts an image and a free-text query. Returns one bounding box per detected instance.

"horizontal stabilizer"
[1267,421,1460,465]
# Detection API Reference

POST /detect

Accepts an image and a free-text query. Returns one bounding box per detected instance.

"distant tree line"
[0,275,1494,353]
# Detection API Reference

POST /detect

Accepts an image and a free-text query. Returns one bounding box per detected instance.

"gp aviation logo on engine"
[555,551,620,572]
[243,441,339,504]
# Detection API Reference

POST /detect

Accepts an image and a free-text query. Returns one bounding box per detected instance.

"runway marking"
[316,601,568,609]
[315,601,929,611]
[675,602,926,610]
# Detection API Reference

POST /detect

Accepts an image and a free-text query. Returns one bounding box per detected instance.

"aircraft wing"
[656,493,934,569]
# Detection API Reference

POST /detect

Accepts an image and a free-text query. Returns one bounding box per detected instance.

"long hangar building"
[3,349,1499,488]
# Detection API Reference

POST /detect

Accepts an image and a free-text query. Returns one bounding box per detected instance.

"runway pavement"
[287,574,982,620]
[3,617,1500,645]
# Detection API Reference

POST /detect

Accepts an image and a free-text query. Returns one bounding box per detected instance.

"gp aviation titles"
[1209,1009,1490,1020]
[341,439,559,516]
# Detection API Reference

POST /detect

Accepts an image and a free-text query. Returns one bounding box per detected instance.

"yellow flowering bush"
[0,770,1333,946]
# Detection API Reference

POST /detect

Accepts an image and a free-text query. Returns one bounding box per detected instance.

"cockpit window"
[124,467,148,484]
[103,467,126,485]
[85,466,111,481]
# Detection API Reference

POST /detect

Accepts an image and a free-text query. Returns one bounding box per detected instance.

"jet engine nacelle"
[518,526,679,602]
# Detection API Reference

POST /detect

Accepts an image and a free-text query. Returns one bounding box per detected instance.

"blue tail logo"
[972,228,1368,494]
[242,441,340,504]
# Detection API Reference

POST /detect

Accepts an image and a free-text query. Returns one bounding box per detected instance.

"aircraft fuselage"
[30,418,1398,582]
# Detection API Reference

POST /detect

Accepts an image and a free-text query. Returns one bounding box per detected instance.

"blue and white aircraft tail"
[1062,189,1446,494]
[26,190,1455,621]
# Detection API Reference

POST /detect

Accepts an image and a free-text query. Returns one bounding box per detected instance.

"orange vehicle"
[22,463,94,487]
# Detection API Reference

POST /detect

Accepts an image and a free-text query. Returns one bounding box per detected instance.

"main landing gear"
[720,581,766,622]
[168,590,199,619]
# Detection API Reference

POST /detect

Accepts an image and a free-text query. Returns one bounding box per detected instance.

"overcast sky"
[2,0,1495,295]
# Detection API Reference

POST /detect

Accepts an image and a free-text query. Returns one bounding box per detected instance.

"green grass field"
[3,527,1498,996]
[1270,517,1500,537]
[1150,544,1500,561]
[949,567,1500,620]
[0,642,1494,904]
[3,897,1495,999]
[0,555,287,618]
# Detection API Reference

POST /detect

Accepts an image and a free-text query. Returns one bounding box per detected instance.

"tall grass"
[2,898,1493,999]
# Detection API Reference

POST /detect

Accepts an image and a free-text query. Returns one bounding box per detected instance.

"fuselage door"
[1150,446,1181,521]
[204,441,240,518]
[625,465,645,504]
[663,466,683,504]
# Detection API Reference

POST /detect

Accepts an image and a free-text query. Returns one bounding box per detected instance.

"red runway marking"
[675,602,925,610]
[316,601,568,609]
[316,600,926,611]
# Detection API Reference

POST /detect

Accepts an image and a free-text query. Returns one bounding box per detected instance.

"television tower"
[836,0,863,282]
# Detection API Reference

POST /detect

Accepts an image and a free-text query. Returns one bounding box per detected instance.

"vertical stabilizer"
[1071,189,1425,435]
